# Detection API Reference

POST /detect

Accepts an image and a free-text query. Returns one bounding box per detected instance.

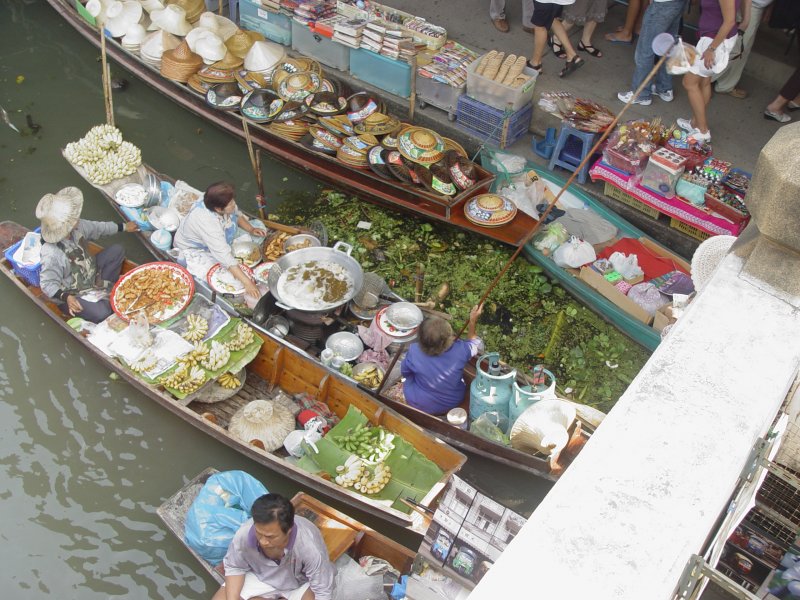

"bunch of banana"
[353,365,382,389]
[334,423,396,463]
[217,372,241,390]
[202,340,231,371]
[334,455,366,488]
[178,342,210,368]
[130,351,157,374]
[172,366,207,394]
[226,323,255,352]
[183,314,209,342]
[355,463,392,495]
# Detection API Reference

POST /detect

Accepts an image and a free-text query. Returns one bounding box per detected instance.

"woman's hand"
[66,294,83,316]
[244,279,261,299]
[250,227,268,238]
[124,221,140,232]
[469,303,484,323]
[703,48,716,69]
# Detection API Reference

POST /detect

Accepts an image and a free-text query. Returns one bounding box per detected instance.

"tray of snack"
[110,262,194,323]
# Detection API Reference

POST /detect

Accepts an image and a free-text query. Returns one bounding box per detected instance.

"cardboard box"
[579,267,653,325]
[653,306,675,333]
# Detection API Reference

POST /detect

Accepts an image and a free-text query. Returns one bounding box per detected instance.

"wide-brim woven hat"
[691,235,736,292]
[122,22,147,46]
[197,11,239,40]
[105,0,143,38]
[36,187,84,243]
[225,29,263,58]
[195,32,227,65]
[244,40,285,73]
[140,29,180,59]
[160,39,203,82]
[150,4,192,36]
[168,0,204,23]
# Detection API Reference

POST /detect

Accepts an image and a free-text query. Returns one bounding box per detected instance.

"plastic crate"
[466,54,538,112]
[349,48,411,98]
[669,218,712,241]
[415,74,464,120]
[292,20,350,71]
[456,95,531,149]
[239,1,292,46]
[602,182,661,219]
[4,227,41,287]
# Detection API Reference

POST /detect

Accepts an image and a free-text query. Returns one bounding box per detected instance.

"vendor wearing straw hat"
[173,181,266,300]
[36,187,139,322]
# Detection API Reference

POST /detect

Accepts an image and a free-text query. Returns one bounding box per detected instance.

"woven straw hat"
[140,0,165,13]
[150,4,192,36]
[228,400,295,452]
[197,11,238,40]
[195,32,227,65]
[105,1,142,37]
[691,235,736,292]
[140,29,180,59]
[36,187,84,243]
[160,40,203,82]
[167,0,204,23]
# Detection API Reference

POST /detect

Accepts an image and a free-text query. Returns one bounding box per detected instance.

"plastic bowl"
[325,331,364,361]
[386,302,424,330]
[147,206,181,232]
[351,362,385,388]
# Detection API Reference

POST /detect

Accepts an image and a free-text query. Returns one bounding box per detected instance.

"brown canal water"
[0,1,552,597]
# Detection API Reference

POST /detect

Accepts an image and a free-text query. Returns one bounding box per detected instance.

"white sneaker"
[688,128,711,143]
[651,85,673,102]
[617,91,651,106]
[676,117,694,131]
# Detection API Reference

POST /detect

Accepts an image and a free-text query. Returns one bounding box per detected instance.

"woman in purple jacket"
[677,0,751,142]
[401,304,483,415]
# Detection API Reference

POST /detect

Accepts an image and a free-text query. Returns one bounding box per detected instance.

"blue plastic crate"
[349,48,411,98]
[4,227,41,287]
[456,95,532,149]
[239,1,292,46]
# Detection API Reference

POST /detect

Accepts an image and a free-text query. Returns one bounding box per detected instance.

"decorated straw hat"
[353,112,401,136]
[343,134,379,155]
[268,120,309,141]
[292,57,322,76]
[187,73,212,95]
[244,40,285,73]
[318,115,354,138]
[36,187,84,243]
[197,11,239,40]
[346,92,383,124]
[240,89,283,123]
[384,150,414,184]
[195,32,227,65]
[318,77,340,96]
[397,126,445,166]
[205,82,243,111]
[416,161,457,197]
[234,69,270,93]
[272,100,309,123]
[167,0,204,23]
[160,39,203,82]
[367,146,394,181]
[337,144,369,168]
[300,133,338,156]
[309,125,344,151]
[304,91,346,116]
[150,4,192,36]
[275,71,321,102]
[224,29,264,59]
[197,62,237,83]
[105,1,143,38]
[445,150,478,191]
[202,52,243,77]
[464,193,518,228]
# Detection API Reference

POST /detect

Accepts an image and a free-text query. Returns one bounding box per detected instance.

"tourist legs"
[606,0,642,43]
[683,72,710,133]
[715,4,765,94]
[629,0,686,100]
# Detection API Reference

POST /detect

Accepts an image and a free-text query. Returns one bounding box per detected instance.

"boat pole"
[454,47,675,338]
[241,116,267,221]
[98,23,114,126]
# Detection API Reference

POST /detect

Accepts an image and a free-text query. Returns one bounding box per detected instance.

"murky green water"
[0,2,551,597]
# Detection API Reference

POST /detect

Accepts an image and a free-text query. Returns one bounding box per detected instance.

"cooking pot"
[267,241,363,312]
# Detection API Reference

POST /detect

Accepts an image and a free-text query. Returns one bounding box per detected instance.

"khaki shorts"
[224,575,310,600]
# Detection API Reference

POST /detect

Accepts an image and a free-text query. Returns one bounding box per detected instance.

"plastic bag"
[533,222,569,255]
[553,236,597,268]
[470,411,510,444]
[129,313,153,348]
[666,38,697,75]
[627,282,670,316]
[184,470,268,565]
[499,172,547,219]
[333,554,384,600]
[609,252,644,280]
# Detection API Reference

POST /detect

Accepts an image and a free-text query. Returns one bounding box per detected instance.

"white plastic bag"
[609,252,644,280]
[553,236,597,268]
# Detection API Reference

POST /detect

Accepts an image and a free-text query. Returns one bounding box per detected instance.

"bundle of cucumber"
[334,423,396,463]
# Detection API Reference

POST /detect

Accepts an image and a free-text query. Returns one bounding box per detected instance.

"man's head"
[251,494,295,555]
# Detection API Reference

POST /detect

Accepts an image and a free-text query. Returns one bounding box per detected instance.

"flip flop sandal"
[578,41,603,57]
[605,33,633,45]
[764,109,791,123]
[549,35,567,59]
[787,101,800,112]
[559,56,585,78]
[723,88,748,99]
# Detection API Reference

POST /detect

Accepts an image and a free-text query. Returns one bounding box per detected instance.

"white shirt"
[173,204,238,268]
[535,0,575,5]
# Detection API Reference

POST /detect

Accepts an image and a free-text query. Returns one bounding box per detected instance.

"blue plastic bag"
[184,470,268,565]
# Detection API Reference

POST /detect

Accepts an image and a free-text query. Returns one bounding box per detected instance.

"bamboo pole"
[454,48,675,339]
[99,23,114,126]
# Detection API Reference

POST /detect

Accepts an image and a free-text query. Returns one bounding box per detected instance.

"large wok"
[267,241,364,312]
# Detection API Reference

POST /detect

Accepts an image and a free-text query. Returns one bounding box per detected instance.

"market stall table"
[589,160,747,238]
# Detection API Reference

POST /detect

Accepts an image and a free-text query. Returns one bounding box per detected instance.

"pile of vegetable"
[273,191,650,412]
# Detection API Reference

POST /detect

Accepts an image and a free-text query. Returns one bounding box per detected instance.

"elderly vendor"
[36,186,138,323]
[401,304,483,415]
[212,493,335,600]
[173,181,266,300]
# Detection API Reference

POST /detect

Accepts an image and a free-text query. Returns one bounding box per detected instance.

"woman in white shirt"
[174,181,265,299]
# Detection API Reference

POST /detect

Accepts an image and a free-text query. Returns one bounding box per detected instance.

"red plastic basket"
[704,192,749,225]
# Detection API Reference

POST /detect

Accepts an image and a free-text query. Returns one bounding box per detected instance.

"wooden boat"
[73,157,596,479]
[47,0,543,248]
[157,467,415,588]
[0,221,465,534]
[481,160,692,352]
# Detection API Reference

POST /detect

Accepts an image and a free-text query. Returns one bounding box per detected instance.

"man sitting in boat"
[173,181,266,300]
[213,493,336,600]
[36,186,138,323]
[401,304,484,415]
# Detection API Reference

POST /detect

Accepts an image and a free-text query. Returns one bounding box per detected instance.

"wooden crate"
[669,218,712,241]
[603,182,661,219]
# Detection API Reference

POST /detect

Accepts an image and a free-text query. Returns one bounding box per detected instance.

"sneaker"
[617,91,651,106]
[688,128,711,143]
[651,85,673,102]
[676,117,694,131]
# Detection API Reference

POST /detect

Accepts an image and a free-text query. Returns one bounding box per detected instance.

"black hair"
[203,181,236,212]
[251,493,295,533]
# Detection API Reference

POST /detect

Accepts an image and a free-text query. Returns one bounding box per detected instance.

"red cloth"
[598,238,688,280]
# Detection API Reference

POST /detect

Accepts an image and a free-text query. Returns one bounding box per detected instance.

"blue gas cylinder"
[469,353,516,424]
[509,365,556,426]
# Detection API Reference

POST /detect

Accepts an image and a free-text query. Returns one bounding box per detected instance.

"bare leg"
[551,19,578,60]
[606,0,640,42]
[554,20,573,44]
[683,73,709,133]
[531,25,548,65]
[766,94,790,114]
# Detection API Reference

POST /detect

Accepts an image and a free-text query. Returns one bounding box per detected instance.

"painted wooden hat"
[346,92,385,124]
[353,112,401,136]
[445,150,478,191]
[416,161,458,196]
[367,146,394,181]
[301,133,338,156]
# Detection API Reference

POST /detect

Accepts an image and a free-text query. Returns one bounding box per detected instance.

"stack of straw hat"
[105,1,143,38]
[167,0,205,23]
[140,29,181,68]
[161,39,203,82]
[150,4,192,36]
[121,23,147,53]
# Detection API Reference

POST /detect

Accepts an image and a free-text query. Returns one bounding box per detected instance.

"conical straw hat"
[243,40,285,73]
[225,28,265,59]
[160,39,203,82]
[150,4,192,36]
[140,29,180,59]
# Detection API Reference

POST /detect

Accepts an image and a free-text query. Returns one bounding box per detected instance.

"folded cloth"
[358,321,392,352]
[357,348,390,371]
[553,208,618,245]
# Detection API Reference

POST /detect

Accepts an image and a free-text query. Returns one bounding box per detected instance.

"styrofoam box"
[239,1,292,46]
[465,55,538,112]
[291,20,350,72]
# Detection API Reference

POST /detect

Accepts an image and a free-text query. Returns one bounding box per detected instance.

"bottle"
[320,348,334,367]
